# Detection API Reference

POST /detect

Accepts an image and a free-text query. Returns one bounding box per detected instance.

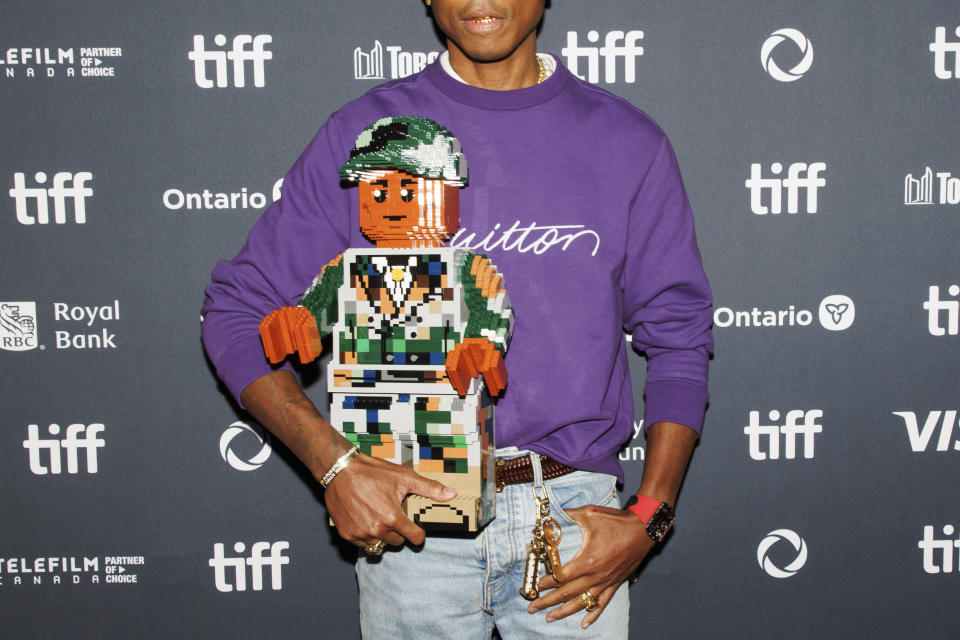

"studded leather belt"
[495,454,577,492]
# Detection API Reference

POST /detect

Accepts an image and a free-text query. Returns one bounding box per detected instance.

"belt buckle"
[495,458,505,492]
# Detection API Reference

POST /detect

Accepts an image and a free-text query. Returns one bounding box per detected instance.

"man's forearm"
[239,369,353,481]
[635,421,698,505]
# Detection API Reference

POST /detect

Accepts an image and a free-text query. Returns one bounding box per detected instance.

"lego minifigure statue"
[259,116,513,532]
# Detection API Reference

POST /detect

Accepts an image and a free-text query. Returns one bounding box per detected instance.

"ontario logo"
[0,302,38,351]
[714,294,855,331]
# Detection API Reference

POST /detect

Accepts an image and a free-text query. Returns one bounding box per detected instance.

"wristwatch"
[626,494,676,543]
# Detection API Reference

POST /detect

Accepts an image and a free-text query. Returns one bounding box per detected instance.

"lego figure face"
[430,0,545,63]
[358,170,460,248]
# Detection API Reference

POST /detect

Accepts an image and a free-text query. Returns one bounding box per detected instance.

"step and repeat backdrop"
[2,1,958,637]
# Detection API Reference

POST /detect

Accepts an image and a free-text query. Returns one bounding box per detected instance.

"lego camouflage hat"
[340,115,468,187]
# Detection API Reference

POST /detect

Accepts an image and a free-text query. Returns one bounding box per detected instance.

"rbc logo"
[561,30,644,84]
[761,28,814,82]
[10,171,93,225]
[930,26,960,79]
[22,423,106,475]
[745,162,826,215]
[0,302,37,351]
[188,34,272,88]
[209,541,290,592]
[744,410,822,460]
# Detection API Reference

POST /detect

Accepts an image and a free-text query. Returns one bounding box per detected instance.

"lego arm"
[259,254,343,364]
[445,253,515,397]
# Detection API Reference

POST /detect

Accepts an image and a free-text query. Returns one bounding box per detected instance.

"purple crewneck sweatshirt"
[201,56,713,482]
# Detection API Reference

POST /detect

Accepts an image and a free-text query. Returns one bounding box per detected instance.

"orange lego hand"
[445,337,508,398]
[259,306,322,365]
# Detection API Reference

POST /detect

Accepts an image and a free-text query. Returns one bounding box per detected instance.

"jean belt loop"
[531,452,545,491]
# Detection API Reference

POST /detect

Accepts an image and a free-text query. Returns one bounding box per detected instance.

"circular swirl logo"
[757,528,808,578]
[219,421,272,471]
[761,28,814,82]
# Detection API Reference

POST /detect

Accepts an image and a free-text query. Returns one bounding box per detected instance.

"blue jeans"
[356,449,629,639]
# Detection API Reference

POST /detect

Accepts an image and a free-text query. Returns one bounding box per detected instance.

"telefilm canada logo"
[0,46,123,79]
[561,30,644,84]
[353,41,439,80]
[0,554,145,586]
[905,167,960,206]
[761,28,813,82]
[892,411,960,453]
[209,541,290,592]
[930,26,960,79]
[220,421,272,471]
[757,529,808,578]
[714,294,855,331]
[189,34,273,88]
[10,171,93,225]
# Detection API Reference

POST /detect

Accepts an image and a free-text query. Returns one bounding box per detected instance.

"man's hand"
[324,452,457,548]
[240,370,456,550]
[527,506,652,628]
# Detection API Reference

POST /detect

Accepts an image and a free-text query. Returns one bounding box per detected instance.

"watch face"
[646,503,676,543]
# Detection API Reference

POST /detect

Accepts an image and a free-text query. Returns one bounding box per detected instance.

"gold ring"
[363,539,385,556]
[580,590,599,612]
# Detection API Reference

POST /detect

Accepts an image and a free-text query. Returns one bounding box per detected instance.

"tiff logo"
[561,30,644,84]
[918,525,960,574]
[930,26,960,79]
[893,411,960,452]
[924,285,959,336]
[10,171,92,225]
[209,541,289,592]
[23,424,105,475]
[744,410,822,460]
[746,163,826,215]
[189,34,272,88]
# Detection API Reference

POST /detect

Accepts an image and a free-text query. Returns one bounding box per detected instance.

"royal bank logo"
[761,28,813,82]
[561,30,644,84]
[220,421,272,471]
[905,168,960,206]
[757,529,808,578]
[10,171,93,225]
[189,34,273,88]
[924,284,959,336]
[930,26,960,79]
[209,541,289,592]
[746,162,826,215]
[353,40,439,80]
[715,294,855,331]
[0,302,37,352]
[893,411,960,453]
[0,46,124,80]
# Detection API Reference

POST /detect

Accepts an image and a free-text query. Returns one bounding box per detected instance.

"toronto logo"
[761,28,814,82]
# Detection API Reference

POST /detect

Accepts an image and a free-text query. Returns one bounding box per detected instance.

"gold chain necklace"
[535,55,546,84]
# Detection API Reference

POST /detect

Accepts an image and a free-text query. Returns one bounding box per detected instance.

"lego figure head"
[340,116,467,248]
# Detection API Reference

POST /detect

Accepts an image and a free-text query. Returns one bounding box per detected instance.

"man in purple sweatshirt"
[201,1,713,638]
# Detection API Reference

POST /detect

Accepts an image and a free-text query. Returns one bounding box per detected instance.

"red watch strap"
[627,494,662,524]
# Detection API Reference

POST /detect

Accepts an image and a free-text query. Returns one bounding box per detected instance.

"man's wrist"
[625,494,676,543]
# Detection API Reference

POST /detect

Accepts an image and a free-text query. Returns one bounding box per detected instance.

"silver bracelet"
[320,445,360,488]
